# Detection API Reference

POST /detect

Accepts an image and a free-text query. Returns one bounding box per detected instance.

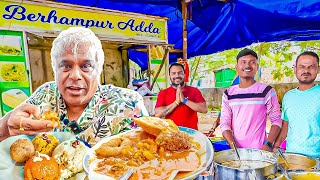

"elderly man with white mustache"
[0,27,148,145]
[220,48,282,152]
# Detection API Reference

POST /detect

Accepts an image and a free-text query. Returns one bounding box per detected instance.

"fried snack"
[155,131,192,151]
[95,137,134,158]
[41,110,61,128]
[32,133,60,156]
[52,139,89,179]
[10,138,35,163]
[133,117,179,136]
[24,152,60,180]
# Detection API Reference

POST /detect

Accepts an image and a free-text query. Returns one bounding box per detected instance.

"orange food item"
[24,153,60,180]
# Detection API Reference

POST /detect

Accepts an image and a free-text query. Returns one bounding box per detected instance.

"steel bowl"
[213,148,278,180]
[267,171,320,180]
[277,153,317,171]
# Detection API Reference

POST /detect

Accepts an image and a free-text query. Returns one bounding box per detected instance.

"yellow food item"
[1,63,26,81]
[2,89,28,108]
[41,110,61,128]
[10,138,35,163]
[32,133,60,156]
[133,116,179,136]
[279,173,320,180]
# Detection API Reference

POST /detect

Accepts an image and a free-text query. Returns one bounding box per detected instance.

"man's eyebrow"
[59,60,71,64]
[83,60,95,63]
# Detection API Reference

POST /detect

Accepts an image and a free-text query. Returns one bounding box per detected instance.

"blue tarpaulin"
[54,0,320,70]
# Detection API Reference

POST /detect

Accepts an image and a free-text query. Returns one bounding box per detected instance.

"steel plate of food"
[83,116,214,180]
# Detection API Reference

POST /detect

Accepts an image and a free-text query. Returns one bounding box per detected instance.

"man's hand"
[262,144,273,152]
[208,121,219,135]
[177,85,185,102]
[176,85,182,103]
[7,104,57,136]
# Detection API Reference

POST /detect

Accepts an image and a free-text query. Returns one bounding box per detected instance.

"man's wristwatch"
[182,97,188,104]
[263,141,274,149]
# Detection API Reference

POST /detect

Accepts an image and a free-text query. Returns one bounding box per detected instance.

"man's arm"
[220,93,236,148]
[154,101,179,118]
[184,101,207,113]
[274,121,288,150]
[223,130,238,148]
[263,88,282,151]
[154,89,180,117]
[263,125,281,151]
[182,88,207,113]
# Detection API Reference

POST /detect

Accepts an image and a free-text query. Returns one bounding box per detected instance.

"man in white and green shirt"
[275,51,320,160]
[0,27,148,146]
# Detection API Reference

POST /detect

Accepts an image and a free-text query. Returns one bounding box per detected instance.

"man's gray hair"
[51,27,104,80]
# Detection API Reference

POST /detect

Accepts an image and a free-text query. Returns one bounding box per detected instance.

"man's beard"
[298,78,316,85]
[298,73,316,85]
[171,78,184,87]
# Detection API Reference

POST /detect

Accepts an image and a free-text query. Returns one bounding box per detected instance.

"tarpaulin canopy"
[54,0,320,70]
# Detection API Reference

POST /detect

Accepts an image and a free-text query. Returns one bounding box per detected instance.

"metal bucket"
[213,148,278,180]
[277,153,317,171]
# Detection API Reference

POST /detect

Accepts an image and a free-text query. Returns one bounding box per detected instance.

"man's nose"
[69,67,82,80]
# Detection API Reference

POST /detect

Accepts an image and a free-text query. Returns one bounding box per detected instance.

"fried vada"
[10,138,35,163]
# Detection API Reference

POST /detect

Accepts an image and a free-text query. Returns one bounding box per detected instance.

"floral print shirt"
[26,81,148,146]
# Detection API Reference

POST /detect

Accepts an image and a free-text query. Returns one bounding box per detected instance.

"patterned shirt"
[26,81,148,146]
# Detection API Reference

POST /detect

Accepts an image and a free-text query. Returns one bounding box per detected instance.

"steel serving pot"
[277,153,317,171]
[213,148,278,180]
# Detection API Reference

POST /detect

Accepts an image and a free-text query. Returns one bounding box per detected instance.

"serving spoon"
[277,147,290,168]
[168,169,193,180]
[119,168,134,180]
[278,164,292,180]
[232,142,242,168]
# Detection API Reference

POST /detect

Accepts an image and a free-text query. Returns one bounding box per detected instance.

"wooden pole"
[182,0,188,60]
[147,45,151,85]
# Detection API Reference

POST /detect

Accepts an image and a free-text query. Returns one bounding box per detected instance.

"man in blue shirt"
[274,51,320,160]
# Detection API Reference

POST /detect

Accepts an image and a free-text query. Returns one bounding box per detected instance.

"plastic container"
[215,69,236,88]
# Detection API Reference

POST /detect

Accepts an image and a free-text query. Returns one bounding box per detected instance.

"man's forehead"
[238,55,257,61]
[170,66,184,71]
[297,55,318,65]
[61,49,95,58]
[60,59,94,63]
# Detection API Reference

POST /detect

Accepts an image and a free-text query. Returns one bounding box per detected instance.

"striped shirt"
[220,82,282,149]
